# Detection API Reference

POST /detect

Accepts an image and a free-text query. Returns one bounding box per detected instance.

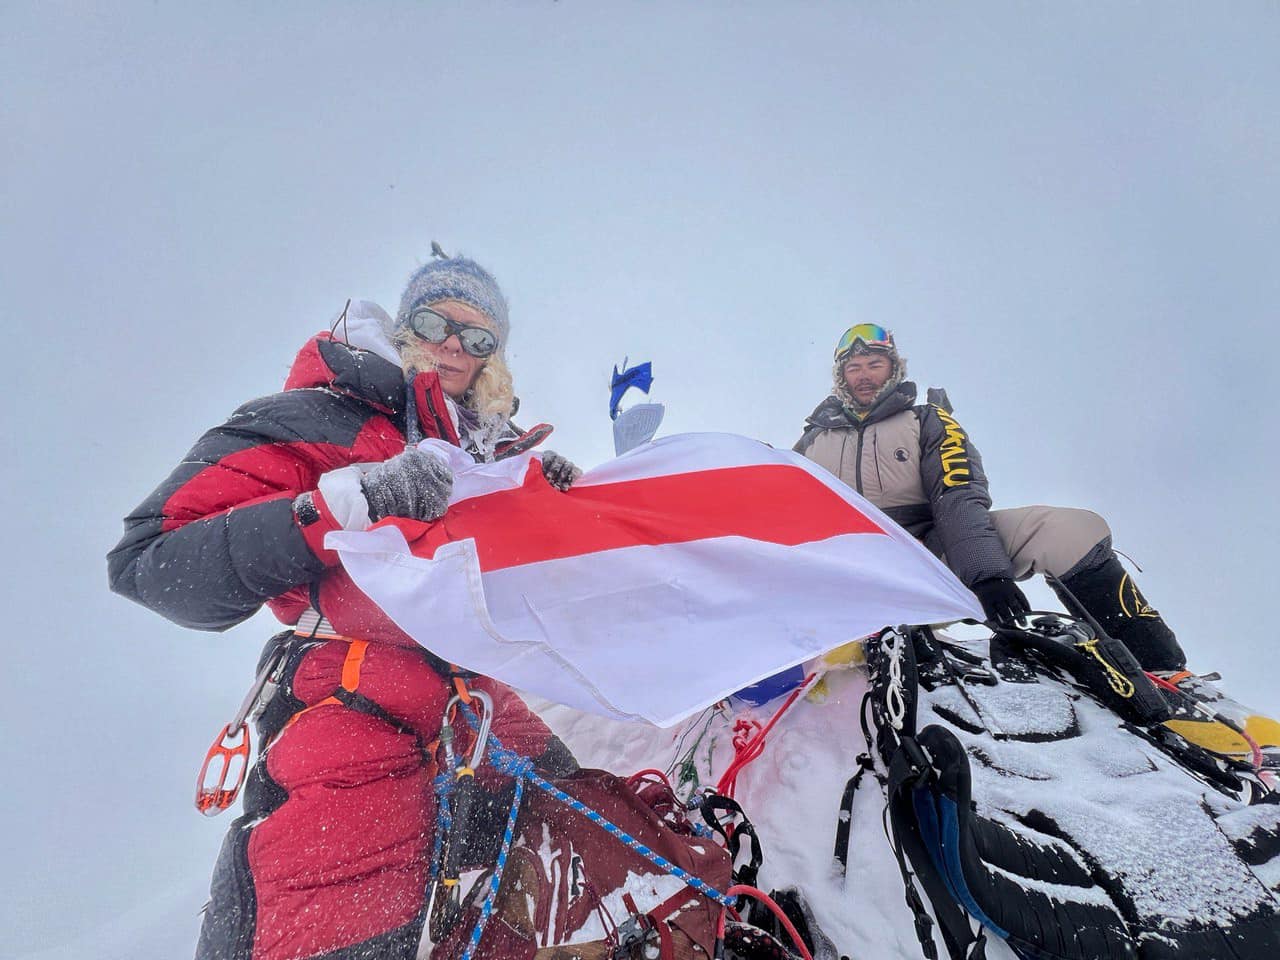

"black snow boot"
[1054,555,1187,671]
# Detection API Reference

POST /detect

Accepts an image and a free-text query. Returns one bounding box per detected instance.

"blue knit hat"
[395,248,510,354]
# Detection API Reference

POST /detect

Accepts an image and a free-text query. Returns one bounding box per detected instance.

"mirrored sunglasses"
[408,307,500,358]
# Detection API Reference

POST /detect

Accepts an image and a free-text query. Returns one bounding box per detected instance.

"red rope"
[716,674,814,798]
[1146,671,1272,784]
[726,885,814,960]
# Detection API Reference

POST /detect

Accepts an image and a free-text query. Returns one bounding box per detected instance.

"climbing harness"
[194,612,474,817]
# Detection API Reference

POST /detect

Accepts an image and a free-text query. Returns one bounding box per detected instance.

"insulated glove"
[360,448,453,522]
[540,451,582,492]
[972,576,1031,626]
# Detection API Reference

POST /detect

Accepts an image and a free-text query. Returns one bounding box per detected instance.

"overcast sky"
[3,3,1278,957]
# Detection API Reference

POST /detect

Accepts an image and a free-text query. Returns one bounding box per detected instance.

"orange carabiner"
[195,722,251,817]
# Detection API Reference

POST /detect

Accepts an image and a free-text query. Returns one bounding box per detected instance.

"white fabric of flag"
[328,432,982,727]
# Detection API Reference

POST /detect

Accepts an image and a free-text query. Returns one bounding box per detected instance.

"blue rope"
[488,745,733,907]
[458,772,526,960]
[429,773,455,884]
[441,701,733,960]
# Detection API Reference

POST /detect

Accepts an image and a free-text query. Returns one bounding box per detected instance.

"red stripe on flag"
[389,462,885,573]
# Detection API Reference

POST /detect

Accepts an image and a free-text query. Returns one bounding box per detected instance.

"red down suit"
[108,332,568,960]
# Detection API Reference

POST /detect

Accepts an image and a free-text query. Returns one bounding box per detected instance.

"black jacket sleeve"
[918,403,1014,586]
[107,391,347,631]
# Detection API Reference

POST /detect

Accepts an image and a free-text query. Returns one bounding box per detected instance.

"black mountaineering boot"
[1054,555,1187,671]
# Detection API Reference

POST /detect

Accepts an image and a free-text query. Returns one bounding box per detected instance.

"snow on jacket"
[793,381,1014,586]
[110,316,576,960]
[107,328,512,638]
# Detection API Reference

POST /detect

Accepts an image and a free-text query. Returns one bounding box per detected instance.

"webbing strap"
[284,638,368,729]
[284,695,340,728]
[294,608,342,639]
[834,753,882,874]
[341,640,369,691]
[452,675,473,705]
[333,688,421,739]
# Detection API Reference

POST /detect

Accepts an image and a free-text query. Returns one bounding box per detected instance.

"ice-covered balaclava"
[394,250,510,357]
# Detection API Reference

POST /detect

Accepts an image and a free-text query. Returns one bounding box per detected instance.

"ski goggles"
[406,307,500,358]
[834,323,895,360]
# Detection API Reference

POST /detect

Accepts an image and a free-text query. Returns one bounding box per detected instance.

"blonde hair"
[396,331,516,420]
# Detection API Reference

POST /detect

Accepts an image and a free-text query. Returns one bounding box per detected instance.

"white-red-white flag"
[329,432,981,726]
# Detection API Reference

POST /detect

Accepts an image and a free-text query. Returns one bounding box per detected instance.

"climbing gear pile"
[426,688,820,960]
[850,618,1280,960]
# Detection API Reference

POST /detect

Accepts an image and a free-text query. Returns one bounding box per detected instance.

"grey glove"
[361,448,453,522]
[540,451,582,492]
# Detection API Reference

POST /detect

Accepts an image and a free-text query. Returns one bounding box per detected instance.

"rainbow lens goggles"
[834,323,895,360]
[407,307,500,358]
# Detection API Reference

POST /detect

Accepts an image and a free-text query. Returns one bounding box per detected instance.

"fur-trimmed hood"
[832,346,909,419]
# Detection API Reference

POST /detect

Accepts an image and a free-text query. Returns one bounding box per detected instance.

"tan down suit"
[794,382,1186,669]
